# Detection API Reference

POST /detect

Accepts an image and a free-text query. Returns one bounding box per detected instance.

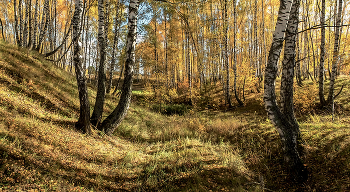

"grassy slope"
[0,41,349,191]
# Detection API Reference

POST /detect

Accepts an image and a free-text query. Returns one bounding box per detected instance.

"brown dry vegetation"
[0,41,350,191]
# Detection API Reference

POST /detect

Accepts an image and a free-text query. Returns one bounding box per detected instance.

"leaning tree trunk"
[264,0,308,182]
[100,0,139,136]
[73,0,91,134]
[91,0,107,127]
[280,0,303,152]
[319,0,326,106]
[327,0,343,104]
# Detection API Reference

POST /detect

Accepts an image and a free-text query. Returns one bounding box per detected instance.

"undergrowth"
[0,42,349,191]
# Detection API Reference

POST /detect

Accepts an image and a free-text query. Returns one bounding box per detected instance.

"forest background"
[0,0,350,191]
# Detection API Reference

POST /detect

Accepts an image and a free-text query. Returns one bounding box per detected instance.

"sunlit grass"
[0,41,350,191]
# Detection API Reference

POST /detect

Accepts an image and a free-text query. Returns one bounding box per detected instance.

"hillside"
[0,42,350,191]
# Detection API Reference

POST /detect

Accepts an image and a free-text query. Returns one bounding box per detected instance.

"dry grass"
[0,41,350,191]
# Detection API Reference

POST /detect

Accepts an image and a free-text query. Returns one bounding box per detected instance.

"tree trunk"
[0,18,4,41]
[36,0,50,52]
[19,0,23,46]
[264,0,308,182]
[73,0,91,134]
[319,0,326,105]
[107,1,121,94]
[223,0,232,108]
[27,0,33,47]
[31,0,38,49]
[327,0,343,103]
[233,0,243,106]
[112,61,124,95]
[14,0,20,45]
[280,0,302,146]
[91,0,107,127]
[100,0,139,136]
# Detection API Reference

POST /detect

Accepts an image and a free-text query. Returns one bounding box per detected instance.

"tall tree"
[106,1,122,94]
[100,0,139,135]
[73,0,91,134]
[264,0,308,182]
[36,0,50,52]
[233,0,243,106]
[223,0,232,108]
[319,0,326,105]
[327,0,343,104]
[91,0,107,127]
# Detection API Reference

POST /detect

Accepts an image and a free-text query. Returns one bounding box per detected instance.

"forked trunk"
[264,0,307,182]
[100,0,139,136]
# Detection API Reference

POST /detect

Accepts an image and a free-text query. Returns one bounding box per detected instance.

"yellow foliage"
[294,82,317,113]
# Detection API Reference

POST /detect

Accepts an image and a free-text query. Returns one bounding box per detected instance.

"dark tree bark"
[232,0,243,106]
[19,0,23,46]
[91,0,107,127]
[73,0,91,134]
[264,0,308,182]
[27,0,33,48]
[0,18,4,41]
[112,61,124,95]
[319,0,326,106]
[36,0,50,52]
[100,0,139,136]
[23,0,28,47]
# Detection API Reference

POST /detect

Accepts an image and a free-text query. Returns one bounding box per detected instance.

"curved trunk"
[44,23,72,57]
[280,0,303,153]
[91,0,107,127]
[73,0,91,134]
[264,0,307,182]
[101,0,139,136]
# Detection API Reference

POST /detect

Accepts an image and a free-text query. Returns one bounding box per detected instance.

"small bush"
[152,104,190,116]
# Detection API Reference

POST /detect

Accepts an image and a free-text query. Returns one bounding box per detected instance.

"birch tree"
[100,0,139,135]
[73,0,91,134]
[264,0,308,182]
[327,0,343,104]
[319,0,326,105]
[91,0,107,127]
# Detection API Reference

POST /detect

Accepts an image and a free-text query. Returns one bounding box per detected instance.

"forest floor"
[0,41,350,191]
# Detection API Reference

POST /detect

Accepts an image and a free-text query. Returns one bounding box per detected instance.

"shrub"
[152,104,190,116]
